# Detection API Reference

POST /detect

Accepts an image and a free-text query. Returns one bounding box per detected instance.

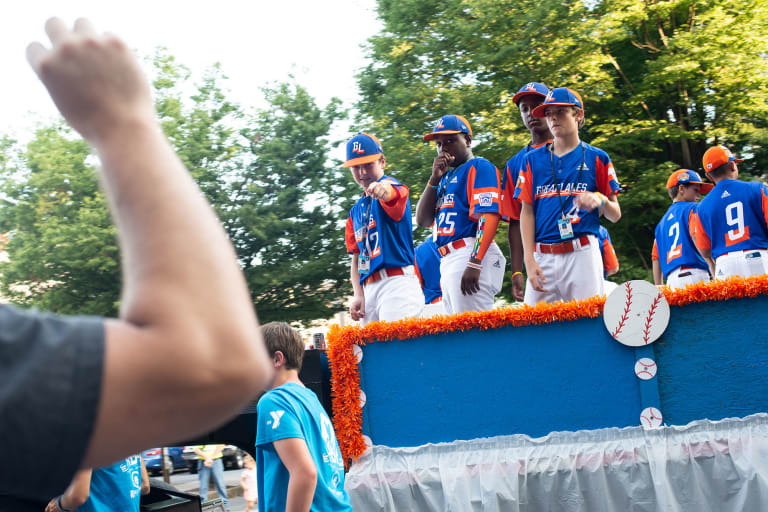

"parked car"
[182,445,245,474]
[141,447,187,476]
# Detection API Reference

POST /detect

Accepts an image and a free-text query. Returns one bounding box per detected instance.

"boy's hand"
[349,295,365,321]
[524,256,547,292]
[431,152,455,183]
[26,17,155,145]
[366,182,393,201]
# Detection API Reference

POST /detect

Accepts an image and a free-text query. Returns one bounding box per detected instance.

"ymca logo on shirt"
[268,410,285,429]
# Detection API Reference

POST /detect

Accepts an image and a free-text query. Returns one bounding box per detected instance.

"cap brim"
[423,129,465,141]
[512,91,546,104]
[343,153,381,168]
[700,182,714,194]
[532,102,581,118]
[734,158,744,163]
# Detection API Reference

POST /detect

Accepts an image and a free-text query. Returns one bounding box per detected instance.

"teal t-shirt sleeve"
[255,390,304,446]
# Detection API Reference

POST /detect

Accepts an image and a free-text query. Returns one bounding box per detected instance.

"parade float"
[327,276,768,511]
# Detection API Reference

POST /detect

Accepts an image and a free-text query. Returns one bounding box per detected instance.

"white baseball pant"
[361,266,424,325]
[666,266,710,289]
[439,239,505,314]
[714,249,768,279]
[524,234,604,305]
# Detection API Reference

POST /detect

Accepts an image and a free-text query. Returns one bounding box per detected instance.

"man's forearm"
[416,182,439,227]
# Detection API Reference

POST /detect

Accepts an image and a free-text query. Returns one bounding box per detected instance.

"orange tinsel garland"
[327,275,768,464]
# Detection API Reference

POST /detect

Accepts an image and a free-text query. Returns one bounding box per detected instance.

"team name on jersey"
[437,193,455,209]
[535,182,588,198]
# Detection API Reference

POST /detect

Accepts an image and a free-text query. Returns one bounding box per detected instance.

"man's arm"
[349,254,365,321]
[27,18,272,468]
[274,438,318,512]
[507,219,525,301]
[45,470,92,512]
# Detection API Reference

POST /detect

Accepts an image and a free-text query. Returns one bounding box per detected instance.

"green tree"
[358,0,768,286]
[230,82,351,323]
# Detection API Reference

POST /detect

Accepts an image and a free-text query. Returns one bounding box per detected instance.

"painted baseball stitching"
[611,282,632,338]
[642,293,663,344]
[635,358,657,379]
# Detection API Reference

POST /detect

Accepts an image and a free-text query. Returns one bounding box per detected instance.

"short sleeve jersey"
[435,157,501,247]
[515,142,620,243]
[345,175,414,284]
[691,179,768,259]
[500,142,550,222]
[0,305,104,502]
[414,238,442,304]
[256,383,352,512]
[652,201,708,278]
[597,225,619,277]
[80,456,143,512]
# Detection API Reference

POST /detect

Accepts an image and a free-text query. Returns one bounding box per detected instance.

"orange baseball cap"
[702,145,743,172]
[666,169,713,194]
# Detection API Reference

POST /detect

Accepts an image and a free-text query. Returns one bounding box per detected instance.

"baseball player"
[344,132,424,324]
[515,87,621,304]
[598,224,620,294]
[415,115,506,314]
[414,238,445,316]
[500,82,553,302]
[691,145,768,278]
[652,169,712,288]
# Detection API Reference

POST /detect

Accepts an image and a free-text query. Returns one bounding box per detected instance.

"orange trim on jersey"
[651,239,659,261]
[414,261,424,289]
[379,183,409,222]
[602,238,619,272]
[518,162,534,205]
[762,188,768,228]
[595,158,618,197]
[500,166,521,221]
[691,211,711,250]
[725,225,750,247]
[473,213,500,261]
[345,216,360,254]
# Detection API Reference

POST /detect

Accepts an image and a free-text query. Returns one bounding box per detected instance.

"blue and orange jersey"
[414,238,442,304]
[434,157,501,247]
[500,141,550,222]
[345,175,415,284]
[597,225,619,277]
[652,201,708,279]
[690,179,768,259]
[514,142,620,243]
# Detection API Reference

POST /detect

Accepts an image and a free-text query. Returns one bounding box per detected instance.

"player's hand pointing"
[367,182,394,201]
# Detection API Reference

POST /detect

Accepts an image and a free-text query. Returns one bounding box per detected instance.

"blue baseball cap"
[512,82,549,105]
[667,169,713,194]
[532,87,584,118]
[423,115,473,141]
[343,132,383,168]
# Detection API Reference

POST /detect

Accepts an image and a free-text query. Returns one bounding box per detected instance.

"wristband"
[512,271,523,278]
[57,496,70,512]
[429,183,438,190]
[595,192,607,209]
[466,261,483,270]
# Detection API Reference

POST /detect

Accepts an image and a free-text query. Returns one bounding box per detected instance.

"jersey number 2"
[666,222,681,263]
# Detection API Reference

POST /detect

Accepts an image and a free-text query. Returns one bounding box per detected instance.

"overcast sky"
[0,0,381,157]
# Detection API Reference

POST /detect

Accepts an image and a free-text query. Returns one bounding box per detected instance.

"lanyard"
[359,195,374,256]
[549,142,586,218]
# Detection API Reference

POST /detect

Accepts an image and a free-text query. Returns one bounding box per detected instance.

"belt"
[438,238,472,257]
[536,235,591,255]
[364,267,405,286]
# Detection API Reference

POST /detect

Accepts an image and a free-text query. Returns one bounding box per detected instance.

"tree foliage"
[358,0,768,286]
[229,82,351,323]
[0,53,350,324]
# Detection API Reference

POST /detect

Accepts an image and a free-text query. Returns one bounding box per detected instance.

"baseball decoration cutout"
[634,357,657,380]
[640,407,663,429]
[352,344,363,363]
[603,280,670,347]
